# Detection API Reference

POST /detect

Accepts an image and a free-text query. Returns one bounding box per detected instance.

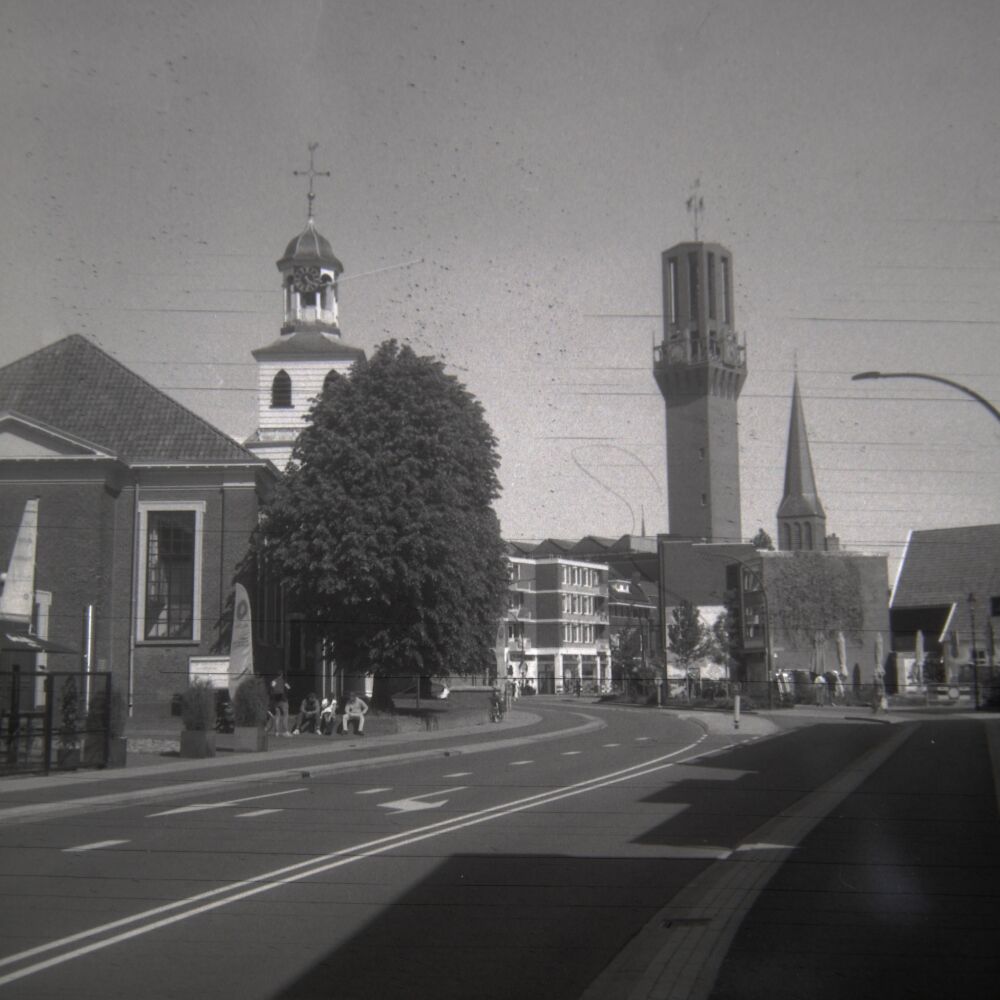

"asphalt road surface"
[0,703,997,999]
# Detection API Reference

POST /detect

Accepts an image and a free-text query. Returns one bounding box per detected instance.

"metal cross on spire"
[293,142,331,223]
[686,178,705,241]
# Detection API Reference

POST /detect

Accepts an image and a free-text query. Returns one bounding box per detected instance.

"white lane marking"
[603,743,621,747]
[355,787,392,796]
[0,734,709,987]
[63,840,129,853]
[562,751,582,756]
[509,760,533,766]
[734,842,797,853]
[635,736,652,742]
[235,810,281,819]
[147,787,307,817]
[443,772,472,778]
[379,788,467,814]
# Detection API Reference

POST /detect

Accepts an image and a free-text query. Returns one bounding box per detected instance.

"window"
[668,258,680,322]
[721,257,731,323]
[271,370,292,409]
[707,252,716,320]
[138,503,204,642]
[688,253,699,315]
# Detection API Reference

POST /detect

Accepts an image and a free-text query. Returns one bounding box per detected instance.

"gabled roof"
[891,525,1000,635]
[0,335,262,465]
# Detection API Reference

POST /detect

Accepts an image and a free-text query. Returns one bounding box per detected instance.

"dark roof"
[252,329,366,362]
[0,335,261,465]
[892,524,1000,634]
[277,221,343,274]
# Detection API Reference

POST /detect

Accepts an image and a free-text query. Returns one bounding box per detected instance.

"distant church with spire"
[776,374,839,552]
[245,145,365,469]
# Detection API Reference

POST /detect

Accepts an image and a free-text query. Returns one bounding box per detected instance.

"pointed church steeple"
[777,374,827,551]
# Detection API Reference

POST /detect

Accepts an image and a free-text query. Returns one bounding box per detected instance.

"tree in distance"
[256,341,509,705]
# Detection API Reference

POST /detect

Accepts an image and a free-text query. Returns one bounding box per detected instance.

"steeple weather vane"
[293,142,331,223]
[686,178,704,241]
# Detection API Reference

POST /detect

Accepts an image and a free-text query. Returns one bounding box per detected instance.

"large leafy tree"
[256,341,509,697]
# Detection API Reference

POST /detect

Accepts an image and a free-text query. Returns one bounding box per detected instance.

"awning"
[0,623,78,655]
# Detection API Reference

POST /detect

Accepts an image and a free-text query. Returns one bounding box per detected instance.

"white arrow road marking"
[147,788,308,817]
[355,787,393,795]
[379,788,467,814]
[63,840,130,853]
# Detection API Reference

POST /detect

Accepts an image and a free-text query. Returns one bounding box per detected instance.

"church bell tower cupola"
[244,144,365,471]
[277,144,343,335]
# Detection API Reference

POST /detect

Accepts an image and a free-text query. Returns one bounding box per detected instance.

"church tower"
[245,146,365,470]
[776,374,827,551]
[653,242,747,542]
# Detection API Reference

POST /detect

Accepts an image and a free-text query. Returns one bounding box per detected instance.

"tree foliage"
[256,341,509,684]
[769,552,864,643]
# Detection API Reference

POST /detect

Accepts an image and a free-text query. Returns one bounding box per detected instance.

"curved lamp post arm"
[852,371,1000,426]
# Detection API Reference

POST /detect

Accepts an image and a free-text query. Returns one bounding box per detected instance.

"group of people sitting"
[269,674,369,737]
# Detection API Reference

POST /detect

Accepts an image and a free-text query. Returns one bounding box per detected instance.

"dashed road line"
[355,787,393,795]
[147,787,308,818]
[443,772,472,778]
[234,810,282,819]
[562,751,582,756]
[63,840,129,853]
[603,742,621,747]
[509,760,533,766]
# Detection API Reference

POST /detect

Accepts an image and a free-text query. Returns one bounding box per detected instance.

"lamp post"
[851,371,1000,426]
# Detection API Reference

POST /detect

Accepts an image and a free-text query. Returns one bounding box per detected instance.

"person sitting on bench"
[340,691,368,735]
[292,692,321,735]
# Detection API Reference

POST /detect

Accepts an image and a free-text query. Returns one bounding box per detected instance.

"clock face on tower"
[292,265,322,294]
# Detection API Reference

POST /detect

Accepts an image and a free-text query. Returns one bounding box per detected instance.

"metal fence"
[0,669,114,776]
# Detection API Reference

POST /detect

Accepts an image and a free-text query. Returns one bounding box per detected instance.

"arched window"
[271,370,292,409]
[793,522,802,549]
[803,522,813,550]
[781,523,791,550]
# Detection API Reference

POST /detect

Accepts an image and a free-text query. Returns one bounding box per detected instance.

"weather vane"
[293,142,331,223]
[686,178,704,241]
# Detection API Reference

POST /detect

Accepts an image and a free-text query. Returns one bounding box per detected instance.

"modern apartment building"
[502,551,610,694]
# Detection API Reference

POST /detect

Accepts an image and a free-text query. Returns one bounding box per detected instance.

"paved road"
[0,703,995,999]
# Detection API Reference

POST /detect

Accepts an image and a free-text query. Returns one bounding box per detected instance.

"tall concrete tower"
[653,242,747,542]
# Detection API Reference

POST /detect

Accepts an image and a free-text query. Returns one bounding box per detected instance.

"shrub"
[233,676,270,726]
[59,675,81,750]
[180,679,217,731]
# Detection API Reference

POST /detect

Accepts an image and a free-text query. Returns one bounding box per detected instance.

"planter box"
[231,725,268,752]
[180,730,216,759]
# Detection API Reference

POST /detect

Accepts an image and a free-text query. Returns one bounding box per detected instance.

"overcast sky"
[3,0,998,575]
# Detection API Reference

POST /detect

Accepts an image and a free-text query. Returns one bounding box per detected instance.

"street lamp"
[851,371,1000,426]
